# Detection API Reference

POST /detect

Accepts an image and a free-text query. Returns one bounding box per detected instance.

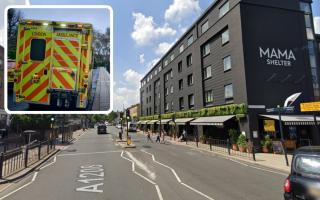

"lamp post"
[126,115,130,145]
[50,117,55,144]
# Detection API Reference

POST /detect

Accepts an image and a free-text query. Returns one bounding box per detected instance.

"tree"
[92,28,110,72]
[106,111,118,122]
[7,9,22,59]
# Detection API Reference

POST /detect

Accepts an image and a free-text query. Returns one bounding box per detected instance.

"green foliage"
[237,134,247,148]
[10,115,53,132]
[261,135,273,149]
[228,129,240,144]
[139,104,247,121]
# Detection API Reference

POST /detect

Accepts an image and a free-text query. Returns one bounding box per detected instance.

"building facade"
[140,0,320,145]
[128,104,140,122]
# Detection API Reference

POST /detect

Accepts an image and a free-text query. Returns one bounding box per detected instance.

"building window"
[165,73,169,81]
[171,101,174,111]
[204,66,212,79]
[308,41,317,69]
[171,54,175,61]
[159,66,162,72]
[155,70,158,76]
[179,97,184,110]
[202,43,211,57]
[179,44,184,53]
[170,70,173,78]
[187,35,193,46]
[147,77,149,83]
[201,20,209,34]
[188,94,194,109]
[222,29,229,45]
[225,84,234,100]
[165,60,168,66]
[149,85,151,91]
[187,54,192,66]
[178,61,182,73]
[306,28,314,40]
[179,79,183,90]
[165,102,169,112]
[305,14,312,28]
[165,87,169,96]
[170,85,173,94]
[150,74,153,80]
[223,56,232,71]
[30,39,46,61]
[219,1,230,18]
[205,90,213,105]
[187,74,194,86]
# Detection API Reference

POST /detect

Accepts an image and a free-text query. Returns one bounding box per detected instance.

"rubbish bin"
[127,136,132,145]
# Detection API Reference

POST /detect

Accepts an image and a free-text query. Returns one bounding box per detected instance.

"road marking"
[120,151,163,200]
[0,172,38,200]
[250,165,288,176]
[58,150,121,157]
[126,151,156,180]
[140,149,215,200]
[39,156,57,170]
[76,165,104,193]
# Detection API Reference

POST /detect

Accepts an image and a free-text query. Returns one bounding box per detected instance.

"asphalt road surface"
[0,127,286,200]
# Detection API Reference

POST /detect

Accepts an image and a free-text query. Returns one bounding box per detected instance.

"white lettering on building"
[259,47,296,67]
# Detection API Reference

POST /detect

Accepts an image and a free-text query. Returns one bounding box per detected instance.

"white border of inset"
[4,5,114,114]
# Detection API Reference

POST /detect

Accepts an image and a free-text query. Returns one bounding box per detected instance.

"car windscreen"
[295,155,320,176]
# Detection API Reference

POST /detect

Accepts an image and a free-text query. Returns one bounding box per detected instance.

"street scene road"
[0,126,286,200]
[8,67,110,111]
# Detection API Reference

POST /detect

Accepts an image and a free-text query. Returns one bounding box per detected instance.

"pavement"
[0,126,287,200]
[92,67,110,111]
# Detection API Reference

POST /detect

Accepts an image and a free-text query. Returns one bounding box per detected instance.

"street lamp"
[50,117,55,146]
[126,115,130,145]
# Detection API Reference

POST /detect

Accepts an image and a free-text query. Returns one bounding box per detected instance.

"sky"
[0,0,319,111]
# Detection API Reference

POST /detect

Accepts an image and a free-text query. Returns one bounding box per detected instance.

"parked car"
[116,124,122,129]
[97,124,107,134]
[125,122,137,132]
[284,146,320,200]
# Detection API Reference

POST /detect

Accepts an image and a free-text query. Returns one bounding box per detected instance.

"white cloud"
[315,17,320,34]
[155,42,174,56]
[139,54,145,64]
[165,0,201,23]
[123,69,143,89]
[131,12,176,46]
[113,69,143,111]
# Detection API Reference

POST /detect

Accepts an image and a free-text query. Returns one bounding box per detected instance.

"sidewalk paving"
[137,131,291,173]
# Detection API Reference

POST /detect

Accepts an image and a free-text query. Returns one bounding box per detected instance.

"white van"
[125,122,137,132]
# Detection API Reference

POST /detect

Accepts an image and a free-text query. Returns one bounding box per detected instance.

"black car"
[97,124,107,134]
[284,146,320,200]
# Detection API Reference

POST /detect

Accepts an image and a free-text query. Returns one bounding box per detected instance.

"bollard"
[24,145,29,168]
[196,136,199,148]
[38,142,41,160]
[252,142,256,161]
[209,137,212,151]
[227,139,231,155]
[47,141,50,154]
[0,153,4,179]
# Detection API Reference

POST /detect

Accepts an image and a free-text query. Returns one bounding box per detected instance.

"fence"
[0,140,55,179]
[191,137,255,161]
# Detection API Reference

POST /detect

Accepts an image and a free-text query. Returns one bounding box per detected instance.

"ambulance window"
[30,39,46,61]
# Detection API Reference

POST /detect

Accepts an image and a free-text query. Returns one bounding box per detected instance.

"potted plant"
[261,135,273,153]
[228,129,239,151]
[237,134,247,153]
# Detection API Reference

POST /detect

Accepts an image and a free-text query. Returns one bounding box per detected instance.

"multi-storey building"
[140,0,320,145]
[128,104,141,122]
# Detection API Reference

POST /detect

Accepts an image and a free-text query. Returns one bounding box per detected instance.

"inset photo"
[5,5,113,114]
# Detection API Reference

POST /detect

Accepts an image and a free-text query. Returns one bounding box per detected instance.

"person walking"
[147,132,153,143]
[156,134,161,143]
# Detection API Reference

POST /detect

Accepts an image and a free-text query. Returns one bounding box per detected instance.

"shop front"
[173,118,194,140]
[259,115,320,150]
[147,120,159,133]
[190,115,238,141]
[155,119,172,135]
[137,121,150,132]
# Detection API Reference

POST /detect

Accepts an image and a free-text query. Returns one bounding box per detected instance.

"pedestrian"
[156,134,161,143]
[147,132,153,143]
[182,129,186,140]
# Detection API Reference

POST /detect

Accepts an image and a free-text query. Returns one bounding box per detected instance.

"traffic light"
[126,110,130,118]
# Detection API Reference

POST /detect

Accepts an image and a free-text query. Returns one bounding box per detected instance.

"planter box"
[232,144,239,151]
[239,146,247,153]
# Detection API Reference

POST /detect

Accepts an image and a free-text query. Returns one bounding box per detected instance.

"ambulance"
[14,19,93,109]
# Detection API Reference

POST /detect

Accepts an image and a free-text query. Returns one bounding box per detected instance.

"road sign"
[300,102,320,112]
[266,107,294,113]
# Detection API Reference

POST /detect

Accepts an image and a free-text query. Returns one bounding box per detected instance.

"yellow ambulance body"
[14,19,93,109]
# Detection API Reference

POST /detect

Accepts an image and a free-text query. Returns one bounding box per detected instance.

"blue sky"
[0,0,319,111]
[17,8,110,32]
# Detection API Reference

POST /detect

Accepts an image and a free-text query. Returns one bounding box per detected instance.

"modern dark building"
[317,34,320,52]
[139,0,320,146]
